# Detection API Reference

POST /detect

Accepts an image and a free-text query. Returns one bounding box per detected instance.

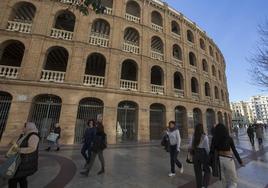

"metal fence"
[116,102,138,142]
[28,95,62,142]
[0,92,12,140]
[175,107,187,138]
[206,110,216,135]
[74,98,104,144]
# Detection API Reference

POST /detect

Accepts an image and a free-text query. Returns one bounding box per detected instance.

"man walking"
[247,125,255,146]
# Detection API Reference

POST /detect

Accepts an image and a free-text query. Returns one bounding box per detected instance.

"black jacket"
[92,131,107,153]
[14,132,39,178]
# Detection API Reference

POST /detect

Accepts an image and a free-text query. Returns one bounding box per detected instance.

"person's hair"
[87,119,95,127]
[168,121,175,126]
[214,123,229,142]
[192,123,205,149]
[97,123,104,132]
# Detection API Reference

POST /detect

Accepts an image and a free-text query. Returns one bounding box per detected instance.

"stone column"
[58,103,78,145]
[103,100,117,144]
[137,105,150,142]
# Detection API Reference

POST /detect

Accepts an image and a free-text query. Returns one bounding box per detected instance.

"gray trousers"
[86,151,105,172]
[219,156,238,188]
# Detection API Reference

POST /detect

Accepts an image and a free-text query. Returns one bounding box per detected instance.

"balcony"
[125,13,140,23]
[6,21,32,34]
[60,0,80,5]
[151,50,164,61]
[123,42,140,54]
[192,93,199,100]
[174,89,184,98]
[172,58,183,67]
[40,70,65,83]
[120,79,138,91]
[171,32,181,39]
[151,84,164,95]
[104,7,113,15]
[151,23,163,32]
[89,32,109,47]
[190,66,197,73]
[50,28,73,40]
[0,65,19,79]
[83,75,105,87]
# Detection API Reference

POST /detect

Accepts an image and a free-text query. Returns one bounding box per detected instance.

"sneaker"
[180,165,184,174]
[168,173,176,177]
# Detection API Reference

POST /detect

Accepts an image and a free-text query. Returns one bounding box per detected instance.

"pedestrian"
[81,119,96,166]
[233,125,239,138]
[247,125,255,146]
[80,123,107,176]
[210,123,244,188]
[188,123,210,188]
[256,124,264,146]
[45,123,61,151]
[166,121,183,177]
[8,122,40,188]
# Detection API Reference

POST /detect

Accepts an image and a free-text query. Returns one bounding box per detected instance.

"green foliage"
[75,0,106,15]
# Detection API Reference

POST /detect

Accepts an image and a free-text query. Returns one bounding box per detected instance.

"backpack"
[161,134,170,152]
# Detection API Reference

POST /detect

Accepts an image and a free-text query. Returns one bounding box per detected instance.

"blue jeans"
[81,144,92,163]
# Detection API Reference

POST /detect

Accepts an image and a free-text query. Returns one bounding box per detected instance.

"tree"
[55,0,106,15]
[250,20,268,88]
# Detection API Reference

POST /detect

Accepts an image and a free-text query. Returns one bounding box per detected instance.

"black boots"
[97,168,105,175]
[45,147,51,151]
[56,147,60,151]
[80,170,89,177]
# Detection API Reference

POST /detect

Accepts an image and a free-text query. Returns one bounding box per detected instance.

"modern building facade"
[249,95,268,124]
[0,0,231,145]
[230,101,251,126]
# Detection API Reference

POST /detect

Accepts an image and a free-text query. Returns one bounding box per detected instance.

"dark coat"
[14,132,39,178]
[83,127,96,145]
[91,131,107,153]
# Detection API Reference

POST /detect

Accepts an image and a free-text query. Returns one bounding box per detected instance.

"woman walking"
[166,121,183,177]
[210,123,244,188]
[8,122,40,188]
[45,123,61,151]
[189,124,210,188]
[80,123,107,176]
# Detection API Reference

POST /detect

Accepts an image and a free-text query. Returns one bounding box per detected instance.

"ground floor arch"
[0,91,12,140]
[206,109,216,135]
[150,103,165,140]
[193,108,202,126]
[74,97,104,144]
[28,94,62,142]
[175,106,187,138]
[116,101,138,142]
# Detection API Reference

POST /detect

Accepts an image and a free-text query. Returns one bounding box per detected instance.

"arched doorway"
[175,106,187,138]
[0,91,12,140]
[217,111,223,124]
[116,101,138,142]
[150,103,165,140]
[206,109,216,135]
[28,94,62,142]
[74,98,104,144]
[193,108,202,126]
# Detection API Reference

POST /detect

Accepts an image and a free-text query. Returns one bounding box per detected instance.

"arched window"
[199,38,206,50]
[89,19,110,47]
[202,59,208,72]
[124,27,139,46]
[205,82,210,96]
[54,10,75,32]
[212,65,216,76]
[171,21,180,35]
[41,46,68,83]
[7,2,36,33]
[209,46,214,57]
[191,77,199,93]
[151,36,164,61]
[221,89,225,101]
[0,91,12,140]
[126,0,141,23]
[85,53,106,76]
[218,70,222,81]
[187,30,194,43]
[151,66,163,86]
[189,52,197,66]
[151,11,163,32]
[173,44,182,60]
[214,86,219,99]
[174,72,183,90]
[121,59,138,81]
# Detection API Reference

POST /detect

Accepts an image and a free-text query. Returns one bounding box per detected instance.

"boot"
[56,147,60,151]
[97,168,105,175]
[45,147,51,151]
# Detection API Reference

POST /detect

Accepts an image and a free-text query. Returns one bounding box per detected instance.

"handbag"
[0,153,21,179]
[46,132,59,142]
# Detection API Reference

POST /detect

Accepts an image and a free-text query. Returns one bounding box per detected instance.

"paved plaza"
[1,129,268,188]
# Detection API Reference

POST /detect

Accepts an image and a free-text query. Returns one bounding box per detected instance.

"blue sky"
[165,0,268,102]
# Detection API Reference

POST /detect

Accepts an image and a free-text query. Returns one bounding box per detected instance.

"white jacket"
[167,129,181,151]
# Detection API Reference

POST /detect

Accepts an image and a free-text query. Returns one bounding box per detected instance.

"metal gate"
[116,101,138,142]
[206,109,215,135]
[193,108,202,127]
[28,95,62,142]
[74,98,104,144]
[150,104,165,140]
[0,91,12,140]
[175,106,187,138]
